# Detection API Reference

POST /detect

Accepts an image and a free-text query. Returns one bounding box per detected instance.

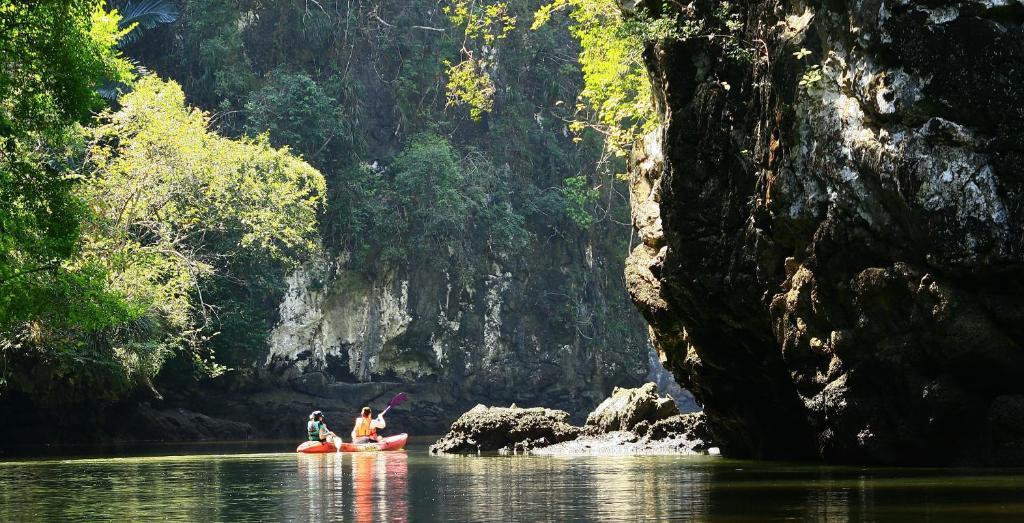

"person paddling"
[351,406,386,444]
[307,410,340,446]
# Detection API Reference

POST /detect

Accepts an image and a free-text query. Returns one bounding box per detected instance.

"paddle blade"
[387,392,408,409]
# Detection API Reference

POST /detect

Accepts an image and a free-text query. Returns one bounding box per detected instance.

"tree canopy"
[1,17,325,398]
[0,0,133,331]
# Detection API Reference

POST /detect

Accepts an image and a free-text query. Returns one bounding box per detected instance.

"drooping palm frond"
[98,62,151,101]
[97,81,124,101]
[117,0,179,47]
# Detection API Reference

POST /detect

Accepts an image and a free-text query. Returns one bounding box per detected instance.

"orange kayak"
[296,433,408,453]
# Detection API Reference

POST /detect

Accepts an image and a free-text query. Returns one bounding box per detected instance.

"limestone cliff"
[268,241,651,416]
[626,0,1024,463]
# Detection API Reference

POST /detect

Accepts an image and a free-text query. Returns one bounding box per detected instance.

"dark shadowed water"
[2,439,1023,521]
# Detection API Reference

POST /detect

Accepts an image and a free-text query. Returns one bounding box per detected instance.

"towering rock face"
[626,0,1024,463]
[268,243,651,416]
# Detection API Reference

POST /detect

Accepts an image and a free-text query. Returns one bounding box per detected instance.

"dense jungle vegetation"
[0,0,688,407]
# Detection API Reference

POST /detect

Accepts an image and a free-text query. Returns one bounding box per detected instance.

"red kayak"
[296,433,408,453]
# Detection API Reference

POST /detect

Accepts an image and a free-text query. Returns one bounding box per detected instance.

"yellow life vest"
[354,416,377,438]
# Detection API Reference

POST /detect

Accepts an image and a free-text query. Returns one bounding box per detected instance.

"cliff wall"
[268,244,650,416]
[626,0,1024,464]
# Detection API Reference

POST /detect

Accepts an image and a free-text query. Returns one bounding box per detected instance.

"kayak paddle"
[378,392,408,418]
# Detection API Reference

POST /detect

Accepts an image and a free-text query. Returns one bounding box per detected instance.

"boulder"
[584,383,679,433]
[644,412,713,448]
[429,404,581,454]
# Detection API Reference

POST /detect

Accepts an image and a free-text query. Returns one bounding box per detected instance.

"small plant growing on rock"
[799,64,823,90]
[794,48,824,91]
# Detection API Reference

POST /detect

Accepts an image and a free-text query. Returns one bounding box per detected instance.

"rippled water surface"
[2,440,1024,521]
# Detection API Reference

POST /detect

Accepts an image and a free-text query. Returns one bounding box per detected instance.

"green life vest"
[307,420,323,441]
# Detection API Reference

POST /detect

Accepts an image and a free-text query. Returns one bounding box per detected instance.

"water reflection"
[424,454,718,521]
[294,451,409,521]
[586,456,714,520]
[353,453,408,522]
[3,447,1024,521]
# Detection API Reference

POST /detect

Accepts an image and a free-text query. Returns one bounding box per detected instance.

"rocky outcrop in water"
[583,382,679,433]
[640,412,714,444]
[430,384,712,455]
[428,404,581,454]
[625,0,1024,464]
[536,412,714,456]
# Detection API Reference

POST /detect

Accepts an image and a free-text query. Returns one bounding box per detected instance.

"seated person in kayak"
[307,410,340,446]
[351,406,386,443]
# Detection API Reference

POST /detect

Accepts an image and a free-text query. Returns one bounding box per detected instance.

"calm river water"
[2,439,1024,521]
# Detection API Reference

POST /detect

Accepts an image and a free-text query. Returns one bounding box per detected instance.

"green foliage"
[797,51,827,92]
[244,70,351,166]
[0,0,652,407]
[116,0,179,47]
[0,1,132,130]
[0,0,134,331]
[90,77,325,264]
[324,133,532,277]
[0,1,154,397]
[799,65,823,90]
[85,77,324,352]
[323,163,386,261]
[2,75,325,400]
[0,0,649,396]
[178,0,256,111]
[561,175,599,228]
[468,161,532,260]
[445,0,517,43]
[389,133,472,262]
[443,1,517,120]
[532,0,656,156]
[533,0,754,155]
[97,0,180,100]
[444,59,497,121]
